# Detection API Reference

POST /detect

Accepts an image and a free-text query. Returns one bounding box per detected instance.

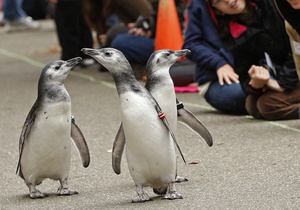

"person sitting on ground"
[108,0,187,79]
[83,0,153,73]
[182,0,300,120]
[83,0,153,48]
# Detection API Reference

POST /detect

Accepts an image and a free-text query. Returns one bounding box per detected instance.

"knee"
[110,34,130,51]
[256,94,279,120]
[205,84,247,115]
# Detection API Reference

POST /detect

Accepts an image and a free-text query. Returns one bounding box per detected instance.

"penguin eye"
[105,52,111,57]
[54,66,60,71]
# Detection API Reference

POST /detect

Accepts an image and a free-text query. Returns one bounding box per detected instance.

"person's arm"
[273,52,299,91]
[248,65,285,92]
[184,0,238,85]
[184,1,226,69]
[266,79,285,92]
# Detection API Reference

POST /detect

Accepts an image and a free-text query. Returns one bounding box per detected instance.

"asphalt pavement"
[1,19,300,210]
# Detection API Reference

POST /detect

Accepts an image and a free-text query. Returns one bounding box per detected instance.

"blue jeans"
[2,0,27,20]
[111,33,154,64]
[205,81,248,115]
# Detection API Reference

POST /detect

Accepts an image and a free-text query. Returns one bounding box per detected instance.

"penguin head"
[146,49,191,75]
[81,48,131,74]
[40,57,82,84]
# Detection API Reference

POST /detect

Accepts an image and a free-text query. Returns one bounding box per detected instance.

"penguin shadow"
[112,195,178,206]
[147,195,171,202]
[15,192,79,201]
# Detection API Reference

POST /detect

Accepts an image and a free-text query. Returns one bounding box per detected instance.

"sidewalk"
[1,19,300,210]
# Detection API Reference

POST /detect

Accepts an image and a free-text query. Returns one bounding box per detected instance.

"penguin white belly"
[21,102,72,184]
[120,92,176,188]
[151,85,177,132]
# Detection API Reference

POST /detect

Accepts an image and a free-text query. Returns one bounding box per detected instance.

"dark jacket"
[184,0,298,92]
[274,0,300,35]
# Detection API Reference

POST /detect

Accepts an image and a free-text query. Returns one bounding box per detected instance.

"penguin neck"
[147,66,171,80]
[38,82,70,103]
[145,67,173,92]
[112,71,143,95]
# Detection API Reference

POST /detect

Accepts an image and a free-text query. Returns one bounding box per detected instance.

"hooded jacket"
[183,0,298,92]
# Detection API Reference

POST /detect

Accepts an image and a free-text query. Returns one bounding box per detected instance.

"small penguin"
[82,47,184,202]
[145,49,213,146]
[16,57,90,199]
[112,50,213,177]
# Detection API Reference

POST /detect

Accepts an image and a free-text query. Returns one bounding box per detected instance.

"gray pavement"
[1,20,300,210]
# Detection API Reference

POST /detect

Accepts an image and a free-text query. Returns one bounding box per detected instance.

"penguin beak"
[81,48,100,56]
[174,49,191,57]
[66,57,82,67]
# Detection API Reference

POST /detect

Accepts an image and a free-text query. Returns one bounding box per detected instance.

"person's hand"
[248,65,270,89]
[127,23,152,37]
[216,64,239,85]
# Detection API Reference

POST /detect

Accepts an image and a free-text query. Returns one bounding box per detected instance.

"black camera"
[133,16,152,31]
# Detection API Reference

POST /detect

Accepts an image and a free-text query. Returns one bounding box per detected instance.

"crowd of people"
[1,0,300,121]
[183,0,300,120]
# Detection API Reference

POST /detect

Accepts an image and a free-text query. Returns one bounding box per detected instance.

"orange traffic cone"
[154,0,184,51]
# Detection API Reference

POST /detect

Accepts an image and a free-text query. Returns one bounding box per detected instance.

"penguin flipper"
[16,102,38,176]
[71,116,90,168]
[112,123,125,174]
[177,102,213,147]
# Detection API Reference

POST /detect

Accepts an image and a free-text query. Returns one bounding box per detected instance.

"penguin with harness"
[82,47,185,202]
[16,57,90,199]
[112,49,213,182]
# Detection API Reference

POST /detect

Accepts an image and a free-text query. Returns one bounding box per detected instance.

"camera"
[133,16,152,31]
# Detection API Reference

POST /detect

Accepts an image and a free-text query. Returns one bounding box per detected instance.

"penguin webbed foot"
[57,187,78,196]
[175,175,188,183]
[162,191,183,200]
[29,189,47,199]
[131,193,152,203]
[162,183,183,200]
[57,178,78,196]
[28,184,47,199]
[132,185,152,203]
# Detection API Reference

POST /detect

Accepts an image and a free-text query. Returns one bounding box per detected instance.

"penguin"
[112,50,213,177]
[82,47,184,202]
[16,57,90,199]
[145,49,213,147]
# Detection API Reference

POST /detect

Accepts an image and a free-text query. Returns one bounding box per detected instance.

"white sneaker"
[5,16,40,33]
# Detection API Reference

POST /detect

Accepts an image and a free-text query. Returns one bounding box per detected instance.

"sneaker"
[4,16,40,33]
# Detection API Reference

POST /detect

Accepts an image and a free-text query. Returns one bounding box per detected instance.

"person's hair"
[208,0,259,38]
